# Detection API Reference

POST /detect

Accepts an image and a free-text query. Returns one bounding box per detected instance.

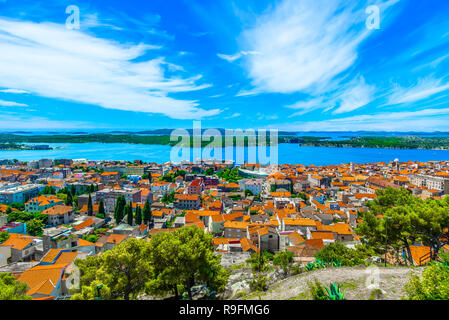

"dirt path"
[246,266,423,300]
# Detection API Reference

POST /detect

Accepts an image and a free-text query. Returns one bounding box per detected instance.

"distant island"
[0,133,449,150]
[0,142,53,151]
[301,136,449,150]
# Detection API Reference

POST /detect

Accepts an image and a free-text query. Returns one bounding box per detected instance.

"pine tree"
[135,206,142,225]
[143,199,152,225]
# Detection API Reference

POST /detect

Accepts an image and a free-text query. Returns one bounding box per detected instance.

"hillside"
[241,266,424,300]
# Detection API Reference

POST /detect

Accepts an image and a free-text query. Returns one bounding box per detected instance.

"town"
[0,157,448,300]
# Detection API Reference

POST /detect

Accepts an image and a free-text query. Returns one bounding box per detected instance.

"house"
[42,227,78,253]
[18,264,68,299]
[100,171,121,184]
[224,221,248,239]
[0,233,38,262]
[248,225,279,253]
[188,179,204,195]
[0,245,11,266]
[103,234,128,251]
[25,195,64,213]
[282,218,317,234]
[42,205,75,227]
[174,194,201,210]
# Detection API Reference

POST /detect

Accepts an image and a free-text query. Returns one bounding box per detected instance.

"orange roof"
[0,233,33,250]
[185,222,205,229]
[175,194,200,201]
[212,238,238,246]
[224,220,247,229]
[40,249,65,263]
[78,238,95,247]
[311,231,335,240]
[283,218,317,227]
[42,205,73,216]
[73,218,95,231]
[106,234,127,244]
[18,264,67,296]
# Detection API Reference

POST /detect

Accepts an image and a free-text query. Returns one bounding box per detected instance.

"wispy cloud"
[0,88,29,94]
[225,113,241,119]
[0,18,219,119]
[217,51,260,63]
[272,108,449,132]
[332,77,376,114]
[241,0,373,94]
[388,77,449,105]
[0,99,28,107]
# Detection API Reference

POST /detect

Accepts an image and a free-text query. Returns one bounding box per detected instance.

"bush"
[308,279,328,300]
[250,273,269,292]
[405,250,449,300]
[314,242,371,267]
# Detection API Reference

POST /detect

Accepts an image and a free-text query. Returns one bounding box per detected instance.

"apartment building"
[0,183,43,204]
[409,174,449,194]
[25,195,64,213]
[96,188,142,214]
[174,194,201,210]
[42,205,75,227]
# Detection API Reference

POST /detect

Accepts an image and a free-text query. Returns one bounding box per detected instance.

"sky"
[0,0,449,131]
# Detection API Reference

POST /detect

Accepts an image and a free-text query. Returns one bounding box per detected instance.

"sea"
[1,131,449,166]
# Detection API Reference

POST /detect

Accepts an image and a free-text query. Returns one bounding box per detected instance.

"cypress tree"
[87,193,93,216]
[66,190,73,206]
[135,206,142,225]
[98,199,105,217]
[126,204,133,226]
[143,199,152,225]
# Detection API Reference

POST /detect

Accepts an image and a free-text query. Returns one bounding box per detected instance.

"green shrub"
[405,250,449,300]
[308,279,328,300]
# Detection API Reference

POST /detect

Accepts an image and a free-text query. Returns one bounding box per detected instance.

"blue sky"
[0,0,449,131]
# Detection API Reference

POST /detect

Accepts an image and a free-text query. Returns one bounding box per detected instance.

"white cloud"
[272,108,449,131]
[286,77,375,117]
[285,98,325,117]
[388,77,449,105]
[0,18,219,119]
[0,114,90,129]
[241,0,372,94]
[217,51,260,63]
[0,99,28,107]
[225,113,241,119]
[217,53,242,62]
[0,89,29,94]
[332,78,376,114]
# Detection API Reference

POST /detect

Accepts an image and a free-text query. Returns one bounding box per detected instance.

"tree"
[273,250,294,277]
[405,250,449,300]
[66,190,73,206]
[246,251,270,292]
[27,219,45,236]
[87,193,93,216]
[357,188,449,262]
[0,232,9,244]
[314,242,371,267]
[72,238,152,300]
[126,204,133,226]
[114,196,126,225]
[97,200,105,219]
[147,226,229,299]
[143,199,152,225]
[247,251,269,273]
[0,273,31,300]
[135,206,142,225]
